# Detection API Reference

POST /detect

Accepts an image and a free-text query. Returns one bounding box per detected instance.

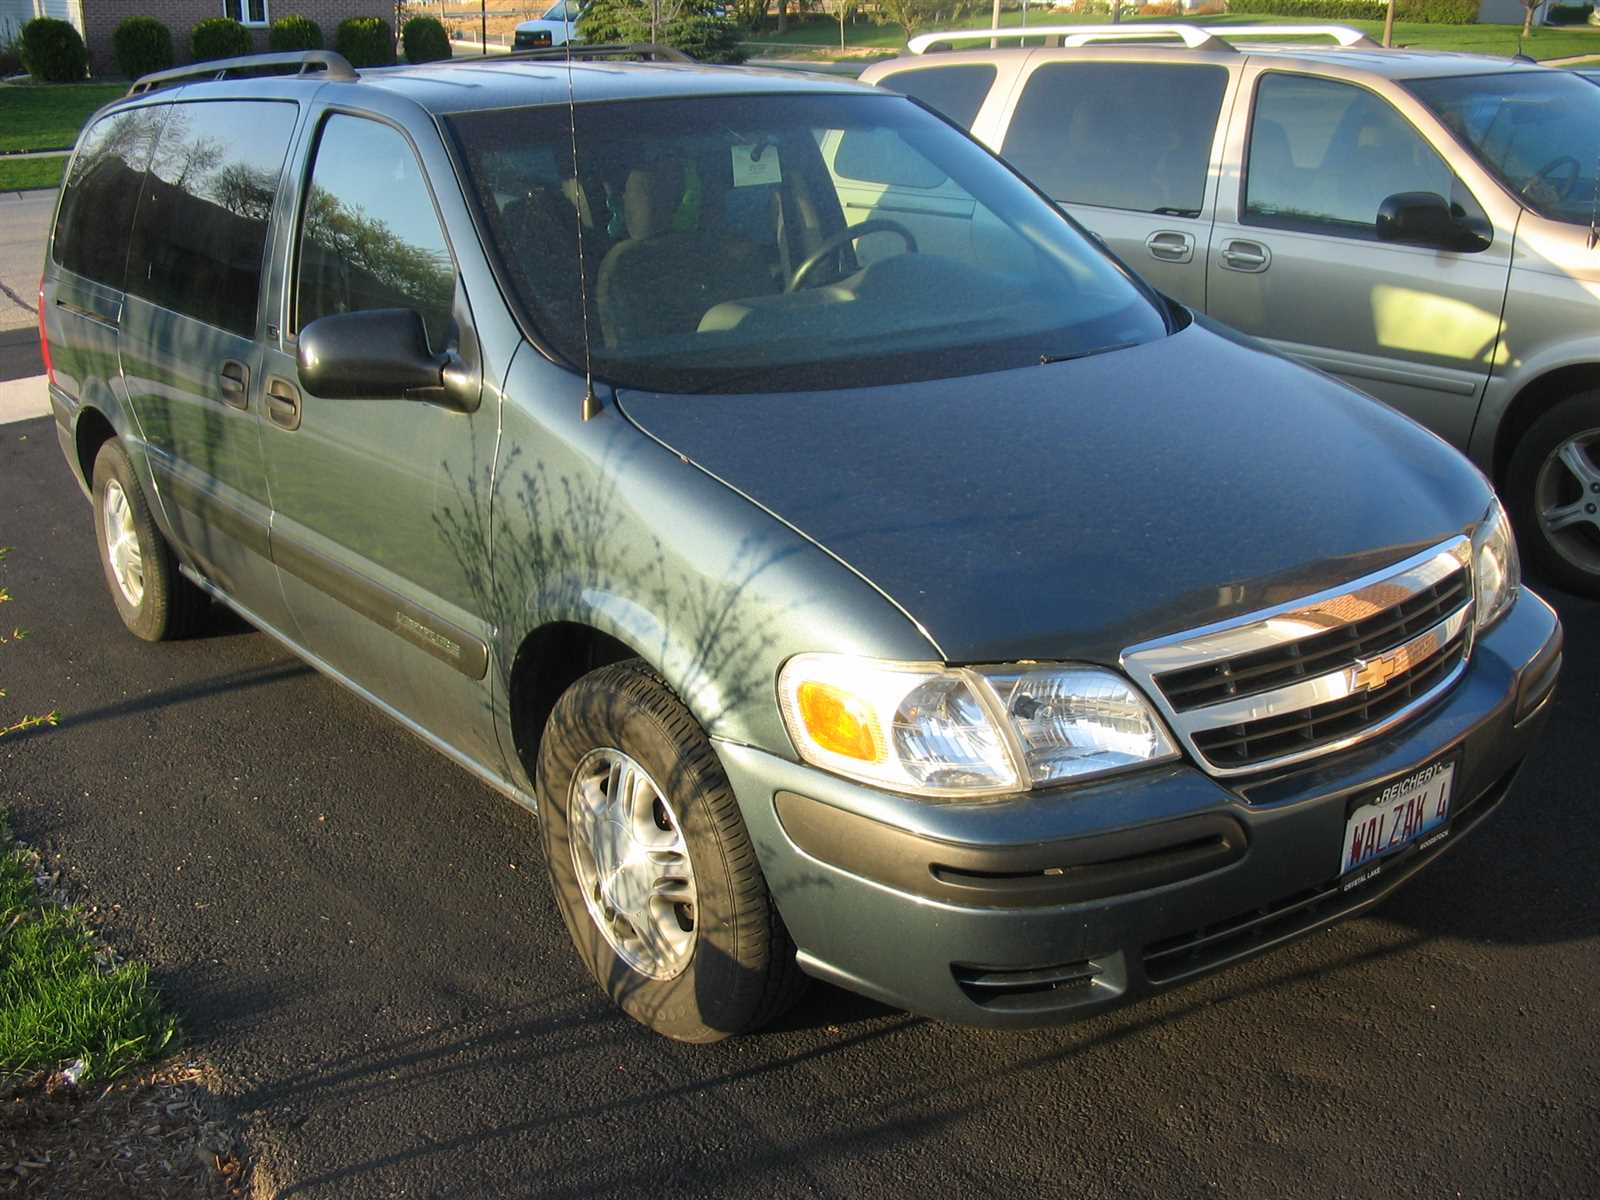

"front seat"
[594,160,774,346]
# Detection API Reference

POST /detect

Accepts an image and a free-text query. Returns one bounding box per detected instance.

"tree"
[821,0,857,49]
[1522,0,1545,38]
[871,0,943,42]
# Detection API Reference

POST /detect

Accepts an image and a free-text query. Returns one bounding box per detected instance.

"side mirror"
[298,308,473,407]
[1376,192,1462,248]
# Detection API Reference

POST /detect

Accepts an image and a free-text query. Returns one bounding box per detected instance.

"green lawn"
[745,13,1600,61]
[0,82,126,153]
[0,155,67,192]
[0,817,176,1083]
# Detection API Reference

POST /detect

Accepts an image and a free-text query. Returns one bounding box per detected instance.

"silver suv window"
[1000,63,1227,219]
[878,64,997,129]
[1245,73,1467,238]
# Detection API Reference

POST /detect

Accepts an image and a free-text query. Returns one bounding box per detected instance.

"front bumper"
[716,587,1563,1027]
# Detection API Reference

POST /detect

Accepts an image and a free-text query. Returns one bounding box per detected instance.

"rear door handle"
[266,377,301,431]
[1146,230,1194,264]
[219,359,250,410]
[1219,239,1271,273]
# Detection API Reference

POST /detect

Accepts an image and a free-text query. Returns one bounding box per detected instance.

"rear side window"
[52,107,166,287]
[1001,63,1228,218]
[879,65,997,130]
[295,115,456,351]
[125,100,299,337]
[834,127,949,189]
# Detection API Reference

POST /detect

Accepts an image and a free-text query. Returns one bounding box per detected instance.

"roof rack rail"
[1212,24,1377,47]
[906,21,1377,56]
[127,49,356,96]
[462,42,694,65]
[907,24,1232,54]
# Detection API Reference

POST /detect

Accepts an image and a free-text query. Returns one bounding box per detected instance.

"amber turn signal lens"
[795,681,886,763]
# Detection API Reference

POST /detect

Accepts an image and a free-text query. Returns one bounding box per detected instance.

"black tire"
[536,660,806,1042]
[1506,391,1600,599]
[90,440,205,641]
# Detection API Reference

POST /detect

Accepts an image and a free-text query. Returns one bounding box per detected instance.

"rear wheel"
[91,440,204,641]
[536,660,806,1041]
[1507,392,1600,598]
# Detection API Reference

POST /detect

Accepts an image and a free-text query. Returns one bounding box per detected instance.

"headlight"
[1472,498,1519,631]
[777,654,1178,798]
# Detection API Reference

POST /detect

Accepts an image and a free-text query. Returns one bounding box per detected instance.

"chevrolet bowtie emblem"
[1350,654,1402,692]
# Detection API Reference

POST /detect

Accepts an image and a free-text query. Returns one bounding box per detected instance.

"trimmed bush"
[269,14,324,51]
[191,17,252,62]
[402,15,450,63]
[112,17,173,80]
[336,16,395,67]
[19,17,87,82]
[1227,0,1477,20]
[1547,3,1594,23]
[579,0,747,63]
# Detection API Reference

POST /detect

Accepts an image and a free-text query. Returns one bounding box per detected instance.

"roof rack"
[460,42,694,65]
[906,22,1376,56]
[127,49,357,96]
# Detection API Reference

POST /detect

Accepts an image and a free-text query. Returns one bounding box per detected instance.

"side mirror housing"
[298,308,474,408]
[1376,192,1464,248]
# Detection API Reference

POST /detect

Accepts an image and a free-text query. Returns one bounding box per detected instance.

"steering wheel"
[786,219,919,293]
[1522,155,1581,202]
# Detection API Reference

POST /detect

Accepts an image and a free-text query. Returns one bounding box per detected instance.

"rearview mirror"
[298,308,468,404]
[1376,192,1463,249]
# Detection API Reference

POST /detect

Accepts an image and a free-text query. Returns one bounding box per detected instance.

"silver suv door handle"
[1220,239,1271,273]
[1146,230,1194,264]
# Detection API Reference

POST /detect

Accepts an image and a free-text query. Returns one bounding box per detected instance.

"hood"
[614,321,1492,665]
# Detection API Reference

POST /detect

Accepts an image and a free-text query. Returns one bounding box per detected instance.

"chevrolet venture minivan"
[41,46,1562,1041]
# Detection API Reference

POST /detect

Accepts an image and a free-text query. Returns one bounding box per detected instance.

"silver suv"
[863,25,1600,597]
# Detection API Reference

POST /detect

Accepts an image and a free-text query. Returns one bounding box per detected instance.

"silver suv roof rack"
[127,49,357,96]
[906,22,1376,56]
[475,42,695,64]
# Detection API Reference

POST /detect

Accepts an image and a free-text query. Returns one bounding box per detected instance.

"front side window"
[449,93,1168,395]
[223,0,269,27]
[124,100,298,336]
[1001,63,1228,218]
[1245,73,1471,237]
[1407,70,1600,226]
[878,65,997,130]
[296,115,456,351]
[53,106,166,287]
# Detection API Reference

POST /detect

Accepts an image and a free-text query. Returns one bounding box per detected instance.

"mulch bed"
[0,1060,244,1198]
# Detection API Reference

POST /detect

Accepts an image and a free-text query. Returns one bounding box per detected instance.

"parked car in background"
[865,25,1600,598]
[41,46,1560,1042]
[513,1,585,49]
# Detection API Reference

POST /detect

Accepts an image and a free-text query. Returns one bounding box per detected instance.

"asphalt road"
[2,418,1598,1199]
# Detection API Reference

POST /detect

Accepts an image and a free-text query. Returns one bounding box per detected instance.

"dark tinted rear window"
[53,107,166,287]
[879,65,997,130]
[1002,63,1227,217]
[125,100,298,336]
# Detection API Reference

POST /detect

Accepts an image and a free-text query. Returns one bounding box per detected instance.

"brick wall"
[84,0,394,74]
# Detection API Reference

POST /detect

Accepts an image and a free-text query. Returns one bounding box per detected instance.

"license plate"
[1340,758,1455,880]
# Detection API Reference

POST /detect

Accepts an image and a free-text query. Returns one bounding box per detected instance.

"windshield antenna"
[1590,152,1599,252]
[563,6,601,419]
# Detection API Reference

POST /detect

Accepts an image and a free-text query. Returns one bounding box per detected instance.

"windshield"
[447,93,1167,394]
[539,2,575,20]
[1407,71,1600,225]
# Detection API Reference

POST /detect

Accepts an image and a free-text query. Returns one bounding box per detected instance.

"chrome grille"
[1122,539,1474,777]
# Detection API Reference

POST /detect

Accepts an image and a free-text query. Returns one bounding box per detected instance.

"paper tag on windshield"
[732,145,782,188]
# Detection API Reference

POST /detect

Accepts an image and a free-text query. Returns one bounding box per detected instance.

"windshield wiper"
[1039,341,1137,366]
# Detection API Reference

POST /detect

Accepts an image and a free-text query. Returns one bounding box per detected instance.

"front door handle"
[265,377,301,432]
[1219,239,1271,273]
[219,359,250,410]
[1146,230,1194,264]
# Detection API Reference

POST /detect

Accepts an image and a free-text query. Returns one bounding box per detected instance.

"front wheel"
[91,440,205,641]
[537,660,805,1041]
[1506,392,1600,598]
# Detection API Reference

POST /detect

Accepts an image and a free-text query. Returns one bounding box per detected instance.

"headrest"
[622,161,684,240]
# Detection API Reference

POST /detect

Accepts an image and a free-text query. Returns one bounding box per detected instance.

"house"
[6,0,395,73]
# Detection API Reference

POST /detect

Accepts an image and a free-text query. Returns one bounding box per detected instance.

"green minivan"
[41,47,1561,1041]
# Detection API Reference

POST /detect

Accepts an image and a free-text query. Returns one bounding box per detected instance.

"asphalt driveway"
[2,410,1597,1198]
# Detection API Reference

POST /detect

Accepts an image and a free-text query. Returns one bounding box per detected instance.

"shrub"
[18,17,87,82]
[1547,2,1594,23]
[190,16,252,62]
[0,35,23,78]
[112,16,173,80]
[336,16,395,67]
[1215,0,1475,21]
[402,15,450,63]
[269,14,324,50]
